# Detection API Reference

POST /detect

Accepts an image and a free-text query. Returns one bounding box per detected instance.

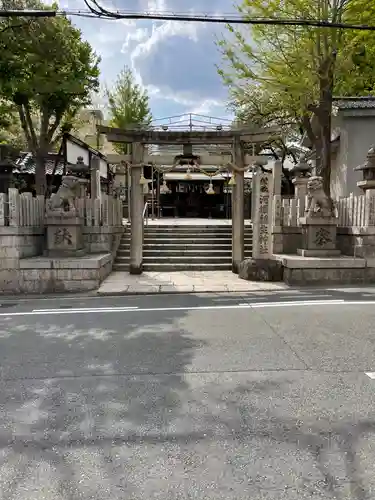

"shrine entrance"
[99,114,279,274]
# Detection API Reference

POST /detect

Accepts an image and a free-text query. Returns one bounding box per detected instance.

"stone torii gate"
[98,125,278,274]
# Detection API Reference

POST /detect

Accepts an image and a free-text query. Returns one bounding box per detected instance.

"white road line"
[0,299,370,318]
[34,300,345,315]
[239,300,344,307]
[365,372,375,379]
[33,306,139,313]
[276,294,333,299]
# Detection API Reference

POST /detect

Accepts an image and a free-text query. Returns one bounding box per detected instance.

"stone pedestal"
[292,176,309,200]
[45,212,85,257]
[297,216,340,257]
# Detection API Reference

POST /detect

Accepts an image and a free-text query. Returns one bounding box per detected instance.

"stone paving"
[97,270,289,295]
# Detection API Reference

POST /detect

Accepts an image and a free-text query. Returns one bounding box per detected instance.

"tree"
[106,67,152,154]
[218,0,375,195]
[0,0,100,194]
[0,100,26,150]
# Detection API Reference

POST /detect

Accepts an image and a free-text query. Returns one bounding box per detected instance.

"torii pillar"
[232,136,245,273]
[129,142,144,274]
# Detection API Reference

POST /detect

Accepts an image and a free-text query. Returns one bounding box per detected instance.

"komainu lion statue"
[305,176,335,218]
[47,175,82,213]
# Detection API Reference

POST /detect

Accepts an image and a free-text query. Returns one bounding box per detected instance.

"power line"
[0,10,56,17]
[66,2,375,31]
[2,3,375,32]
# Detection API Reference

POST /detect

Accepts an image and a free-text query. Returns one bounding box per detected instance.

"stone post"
[90,156,101,199]
[269,160,283,254]
[231,137,244,273]
[353,146,375,258]
[129,142,144,274]
[291,157,311,215]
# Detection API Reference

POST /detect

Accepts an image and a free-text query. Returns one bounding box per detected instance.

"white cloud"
[56,0,235,119]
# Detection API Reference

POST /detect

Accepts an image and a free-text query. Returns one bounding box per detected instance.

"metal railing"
[142,201,149,226]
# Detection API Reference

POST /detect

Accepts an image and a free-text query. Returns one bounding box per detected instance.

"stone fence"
[0,189,124,294]
[0,189,45,227]
[273,192,375,258]
[275,192,375,229]
[0,189,123,228]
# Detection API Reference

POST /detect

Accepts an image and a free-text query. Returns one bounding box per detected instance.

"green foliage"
[0,100,26,149]
[0,0,100,193]
[220,0,375,108]
[106,67,152,154]
[218,0,375,190]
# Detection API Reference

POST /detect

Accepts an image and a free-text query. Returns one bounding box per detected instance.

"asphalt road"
[1,288,375,499]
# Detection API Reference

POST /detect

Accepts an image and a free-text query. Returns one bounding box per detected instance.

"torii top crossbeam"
[97,125,280,145]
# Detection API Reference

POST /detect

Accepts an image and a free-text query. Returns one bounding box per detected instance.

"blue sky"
[55,0,237,121]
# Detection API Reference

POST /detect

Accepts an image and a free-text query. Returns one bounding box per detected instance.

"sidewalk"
[97,271,289,295]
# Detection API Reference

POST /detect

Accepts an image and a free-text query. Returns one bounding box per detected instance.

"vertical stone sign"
[252,169,273,259]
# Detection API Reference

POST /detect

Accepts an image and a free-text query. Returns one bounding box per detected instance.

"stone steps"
[113,262,233,272]
[117,245,252,254]
[141,233,252,240]
[114,224,253,272]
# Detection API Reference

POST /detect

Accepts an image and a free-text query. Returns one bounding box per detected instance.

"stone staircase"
[114,224,253,272]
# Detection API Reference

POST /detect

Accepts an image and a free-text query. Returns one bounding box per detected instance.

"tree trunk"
[35,154,47,195]
[315,51,335,198]
[319,111,331,197]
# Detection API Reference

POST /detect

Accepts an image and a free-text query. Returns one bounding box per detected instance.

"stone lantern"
[68,156,89,177]
[291,154,311,201]
[355,145,375,192]
[67,156,90,197]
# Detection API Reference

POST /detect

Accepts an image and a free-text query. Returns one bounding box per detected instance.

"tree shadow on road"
[0,301,374,499]
[0,307,203,498]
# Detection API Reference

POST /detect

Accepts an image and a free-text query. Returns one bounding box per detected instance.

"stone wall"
[336,227,375,258]
[280,255,375,285]
[272,226,302,255]
[83,225,123,254]
[1,254,112,294]
[0,188,125,294]
[272,225,375,259]
[0,225,124,295]
[0,226,44,280]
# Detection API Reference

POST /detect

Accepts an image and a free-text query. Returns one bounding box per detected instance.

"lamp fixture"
[139,174,149,185]
[228,175,236,186]
[160,180,171,194]
[184,167,192,180]
[206,181,215,195]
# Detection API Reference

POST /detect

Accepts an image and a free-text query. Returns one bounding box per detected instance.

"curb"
[97,289,230,296]
[96,287,289,296]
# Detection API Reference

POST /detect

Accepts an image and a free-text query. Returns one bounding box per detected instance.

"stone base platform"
[274,254,375,285]
[0,253,112,295]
